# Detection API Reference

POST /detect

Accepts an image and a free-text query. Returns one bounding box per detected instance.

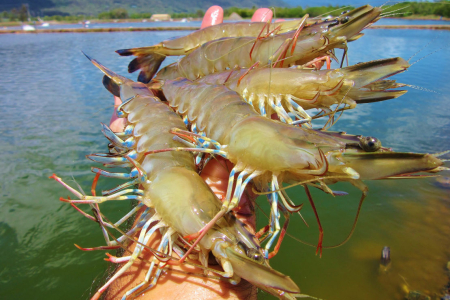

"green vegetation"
[1,4,29,22]
[41,15,85,22]
[224,5,352,18]
[98,8,128,19]
[172,10,205,19]
[1,1,449,23]
[223,2,450,19]
[385,1,450,18]
[171,6,358,19]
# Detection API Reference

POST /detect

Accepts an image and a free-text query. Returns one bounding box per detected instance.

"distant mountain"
[0,0,288,16]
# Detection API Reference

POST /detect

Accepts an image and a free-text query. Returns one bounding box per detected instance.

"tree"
[10,8,18,21]
[196,9,204,18]
[110,8,128,19]
[19,4,28,22]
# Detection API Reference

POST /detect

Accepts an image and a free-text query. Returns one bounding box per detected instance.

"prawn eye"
[340,16,349,24]
[246,248,264,263]
[359,136,381,152]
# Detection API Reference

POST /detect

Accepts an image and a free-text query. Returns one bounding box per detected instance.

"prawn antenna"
[409,45,448,67]
[286,190,367,250]
[404,84,440,95]
[270,6,276,21]
[381,4,410,18]
[315,5,353,18]
[381,11,411,18]
[407,36,438,62]
[70,174,87,196]
[379,0,392,9]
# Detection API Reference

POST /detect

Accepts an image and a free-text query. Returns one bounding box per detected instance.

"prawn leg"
[91,218,167,300]
[263,175,297,258]
[263,177,281,258]
[124,229,175,299]
[87,150,138,166]
[267,205,290,259]
[101,123,135,149]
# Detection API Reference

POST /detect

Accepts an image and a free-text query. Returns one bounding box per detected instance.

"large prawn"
[117,5,377,82]
[51,56,301,300]
[150,79,447,257]
[153,6,382,81]
[116,19,304,82]
[189,57,410,127]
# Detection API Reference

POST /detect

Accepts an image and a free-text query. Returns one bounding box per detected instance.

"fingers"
[109,96,127,133]
[201,5,224,29]
[251,8,273,23]
[201,6,273,30]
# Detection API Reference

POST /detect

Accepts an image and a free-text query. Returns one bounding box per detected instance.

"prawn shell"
[121,95,196,175]
[227,116,326,173]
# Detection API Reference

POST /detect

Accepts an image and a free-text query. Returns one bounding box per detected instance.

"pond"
[0,23,449,300]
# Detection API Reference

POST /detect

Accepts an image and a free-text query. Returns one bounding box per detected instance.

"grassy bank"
[1,14,449,28]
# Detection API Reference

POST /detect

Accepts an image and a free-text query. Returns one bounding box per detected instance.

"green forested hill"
[1,0,287,16]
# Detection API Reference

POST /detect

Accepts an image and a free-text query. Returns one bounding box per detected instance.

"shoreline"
[1,24,450,34]
[0,27,199,34]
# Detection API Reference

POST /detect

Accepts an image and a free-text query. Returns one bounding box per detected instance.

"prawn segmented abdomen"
[165,79,260,144]
[121,95,196,176]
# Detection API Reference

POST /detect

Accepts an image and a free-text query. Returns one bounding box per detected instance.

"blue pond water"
[0,22,449,300]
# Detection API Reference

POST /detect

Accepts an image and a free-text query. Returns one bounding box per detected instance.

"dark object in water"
[380,246,391,266]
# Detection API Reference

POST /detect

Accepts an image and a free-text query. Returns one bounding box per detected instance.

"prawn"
[51,56,301,300]
[153,79,447,257]
[191,57,409,127]
[154,6,382,81]
[116,19,305,82]
[117,4,377,83]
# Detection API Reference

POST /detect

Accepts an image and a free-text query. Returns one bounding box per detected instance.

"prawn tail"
[103,75,120,97]
[225,247,300,295]
[85,54,154,102]
[344,57,410,103]
[83,52,128,86]
[117,47,166,83]
[343,57,410,86]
